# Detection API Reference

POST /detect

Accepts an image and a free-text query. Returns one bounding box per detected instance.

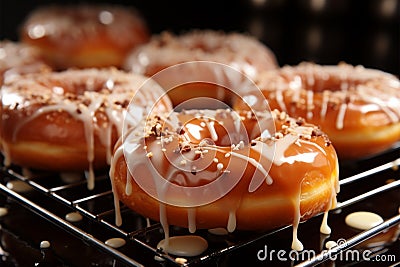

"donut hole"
[177,112,254,148]
[167,82,235,109]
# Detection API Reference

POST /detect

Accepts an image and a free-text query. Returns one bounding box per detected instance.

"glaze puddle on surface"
[105,238,126,248]
[6,180,33,193]
[345,211,383,230]
[40,240,51,249]
[65,212,83,223]
[157,235,208,257]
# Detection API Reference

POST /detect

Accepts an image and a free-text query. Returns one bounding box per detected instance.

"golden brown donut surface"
[20,4,150,69]
[234,62,400,159]
[110,109,339,250]
[0,68,172,189]
[124,30,279,107]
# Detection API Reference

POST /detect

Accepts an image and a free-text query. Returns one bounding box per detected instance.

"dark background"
[0,0,399,75]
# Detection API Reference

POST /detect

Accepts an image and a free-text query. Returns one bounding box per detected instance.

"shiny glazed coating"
[124,30,279,107]
[110,109,339,249]
[20,4,150,69]
[234,62,400,159]
[0,68,172,188]
[125,30,278,78]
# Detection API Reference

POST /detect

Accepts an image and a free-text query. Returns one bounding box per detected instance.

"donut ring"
[0,68,171,189]
[0,41,51,86]
[124,30,278,107]
[20,4,150,69]
[110,109,339,250]
[234,62,400,159]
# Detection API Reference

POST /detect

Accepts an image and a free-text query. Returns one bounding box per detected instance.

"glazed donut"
[110,109,339,250]
[0,41,51,86]
[0,68,172,189]
[234,62,400,159]
[124,30,278,107]
[20,4,150,69]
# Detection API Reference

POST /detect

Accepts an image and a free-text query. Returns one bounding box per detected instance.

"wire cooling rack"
[0,144,399,267]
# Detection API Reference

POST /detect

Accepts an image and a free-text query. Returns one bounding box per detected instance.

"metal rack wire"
[0,145,399,267]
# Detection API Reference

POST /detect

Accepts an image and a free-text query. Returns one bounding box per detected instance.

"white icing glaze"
[336,103,347,130]
[320,211,331,235]
[251,62,400,130]
[187,208,196,233]
[306,90,314,119]
[291,230,304,251]
[291,188,303,251]
[65,212,83,222]
[227,210,237,233]
[345,211,384,230]
[175,258,188,264]
[110,147,123,226]
[105,237,126,248]
[159,203,170,248]
[320,90,330,119]
[40,240,51,249]
[1,69,171,189]
[6,180,32,193]
[0,207,8,217]
[110,109,337,253]
[157,235,208,257]
[325,240,337,249]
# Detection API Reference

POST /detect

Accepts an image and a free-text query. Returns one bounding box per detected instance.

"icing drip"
[320,211,331,235]
[320,170,339,235]
[109,109,337,254]
[227,210,237,233]
[291,228,303,251]
[1,69,171,190]
[320,90,329,120]
[110,146,123,226]
[306,90,313,119]
[336,103,347,130]
[159,203,170,248]
[291,200,304,251]
[254,63,400,131]
[125,170,132,195]
[187,208,196,233]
